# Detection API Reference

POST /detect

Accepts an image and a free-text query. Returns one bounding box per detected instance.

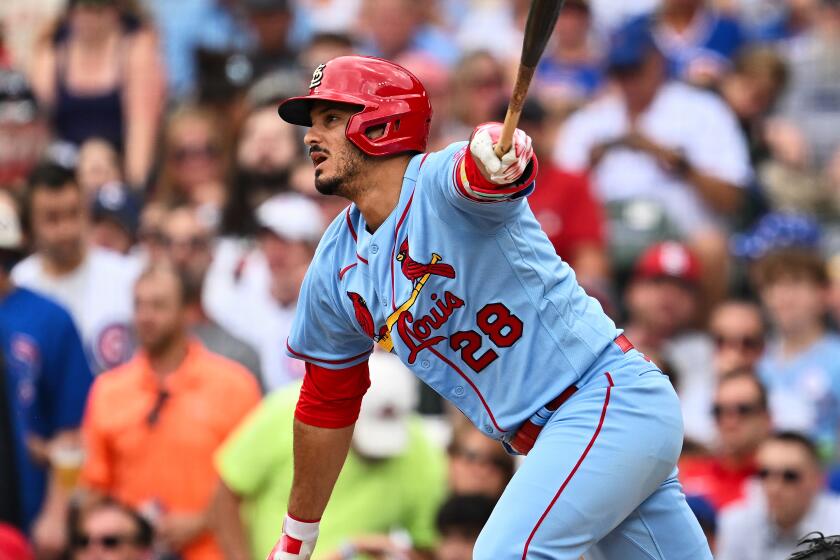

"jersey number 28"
[449,303,523,373]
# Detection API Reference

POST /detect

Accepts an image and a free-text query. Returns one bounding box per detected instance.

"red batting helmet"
[278,56,432,157]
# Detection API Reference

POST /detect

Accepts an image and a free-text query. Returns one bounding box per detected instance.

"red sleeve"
[294,361,371,429]
[455,148,539,202]
[559,172,606,249]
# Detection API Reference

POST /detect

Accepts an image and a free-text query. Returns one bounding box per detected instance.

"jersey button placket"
[452,385,465,397]
[370,244,379,255]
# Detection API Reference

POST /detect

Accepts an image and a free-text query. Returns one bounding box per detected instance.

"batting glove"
[469,122,535,185]
[267,515,319,560]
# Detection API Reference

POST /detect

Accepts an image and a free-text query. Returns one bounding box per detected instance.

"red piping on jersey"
[390,190,415,311]
[286,340,372,365]
[419,153,430,168]
[345,206,357,242]
[356,253,368,265]
[521,372,615,559]
[338,262,357,280]
[427,346,506,433]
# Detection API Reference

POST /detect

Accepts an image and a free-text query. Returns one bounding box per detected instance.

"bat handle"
[494,65,536,158]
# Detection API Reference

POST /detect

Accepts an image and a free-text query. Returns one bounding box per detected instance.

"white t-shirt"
[204,238,305,391]
[12,248,138,372]
[555,81,751,236]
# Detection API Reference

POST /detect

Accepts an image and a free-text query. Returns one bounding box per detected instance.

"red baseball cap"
[634,242,701,285]
[0,524,34,560]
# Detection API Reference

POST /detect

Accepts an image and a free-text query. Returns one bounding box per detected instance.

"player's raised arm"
[458,122,538,203]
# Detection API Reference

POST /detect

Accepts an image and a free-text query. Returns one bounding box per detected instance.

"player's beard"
[314,144,369,198]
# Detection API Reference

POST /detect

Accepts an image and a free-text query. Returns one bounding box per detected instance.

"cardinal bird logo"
[347,292,376,339]
[396,238,456,284]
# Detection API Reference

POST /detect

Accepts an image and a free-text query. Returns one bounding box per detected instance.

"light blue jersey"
[287,143,619,440]
[287,143,711,559]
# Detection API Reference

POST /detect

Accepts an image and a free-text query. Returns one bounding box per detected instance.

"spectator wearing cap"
[623,242,718,442]
[0,68,49,188]
[69,498,153,560]
[619,0,748,88]
[752,248,840,457]
[0,190,92,556]
[555,22,752,304]
[206,194,324,390]
[212,352,446,560]
[434,495,497,560]
[89,181,142,256]
[717,432,840,560]
[679,370,771,512]
[241,0,298,81]
[509,98,609,287]
[534,0,606,115]
[80,264,261,560]
[157,205,263,384]
[13,163,138,373]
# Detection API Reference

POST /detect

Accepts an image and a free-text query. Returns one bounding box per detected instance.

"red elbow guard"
[295,361,371,429]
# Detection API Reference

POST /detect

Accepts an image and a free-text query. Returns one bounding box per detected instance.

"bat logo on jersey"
[396,238,456,284]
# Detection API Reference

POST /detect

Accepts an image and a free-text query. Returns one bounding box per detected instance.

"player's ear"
[365,124,387,140]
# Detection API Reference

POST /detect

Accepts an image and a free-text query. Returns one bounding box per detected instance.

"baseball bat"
[494,0,566,157]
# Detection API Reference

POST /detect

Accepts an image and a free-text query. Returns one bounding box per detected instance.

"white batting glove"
[267,515,319,560]
[469,122,535,185]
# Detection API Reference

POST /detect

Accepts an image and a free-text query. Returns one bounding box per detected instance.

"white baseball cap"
[0,195,22,251]
[352,351,418,459]
[255,194,325,242]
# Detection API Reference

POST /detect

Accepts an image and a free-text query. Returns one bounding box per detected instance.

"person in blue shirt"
[0,192,92,557]
[620,0,748,88]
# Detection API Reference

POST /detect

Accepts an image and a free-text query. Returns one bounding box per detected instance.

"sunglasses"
[452,447,510,470]
[712,402,764,420]
[171,144,220,163]
[713,334,764,352]
[72,533,138,550]
[758,467,803,484]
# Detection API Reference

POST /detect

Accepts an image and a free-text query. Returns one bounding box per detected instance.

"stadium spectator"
[0,68,49,189]
[296,33,356,83]
[753,249,840,458]
[776,0,840,170]
[13,163,137,373]
[0,191,92,557]
[710,300,766,376]
[680,370,771,510]
[535,0,605,115]
[752,0,819,41]
[212,352,445,559]
[153,105,229,216]
[89,181,141,256]
[206,194,323,390]
[443,51,507,144]
[556,22,751,300]
[447,425,515,501]
[222,102,301,238]
[0,523,35,560]
[622,242,719,443]
[159,205,262,384]
[717,432,840,560]
[434,494,497,560]
[357,0,458,67]
[79,264,260,560]
[621,0,748,87]
[511,98,609,286]
[241,0,298,81]
[75,139,122,203]
[27,0,164,187]
[69,498,153,560]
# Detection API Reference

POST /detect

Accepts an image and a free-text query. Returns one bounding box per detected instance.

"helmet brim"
[278,94,368,127]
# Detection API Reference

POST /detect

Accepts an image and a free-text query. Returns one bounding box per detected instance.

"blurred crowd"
[1,0,840,558]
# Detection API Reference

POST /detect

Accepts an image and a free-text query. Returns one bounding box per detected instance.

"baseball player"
[268,56,712,560]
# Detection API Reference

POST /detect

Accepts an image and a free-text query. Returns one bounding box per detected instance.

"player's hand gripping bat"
[494,0,567,157]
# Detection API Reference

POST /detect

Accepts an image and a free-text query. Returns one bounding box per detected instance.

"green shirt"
[215,385,446,559]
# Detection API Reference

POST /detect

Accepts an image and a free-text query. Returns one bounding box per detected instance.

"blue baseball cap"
[91,182,141,237]
[731,212,822,261]
[607,22,660,73]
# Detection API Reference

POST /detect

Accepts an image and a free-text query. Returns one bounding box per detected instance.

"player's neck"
[351,154,413,232]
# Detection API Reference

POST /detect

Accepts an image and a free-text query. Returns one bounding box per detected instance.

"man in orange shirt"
[80,264,261,560]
